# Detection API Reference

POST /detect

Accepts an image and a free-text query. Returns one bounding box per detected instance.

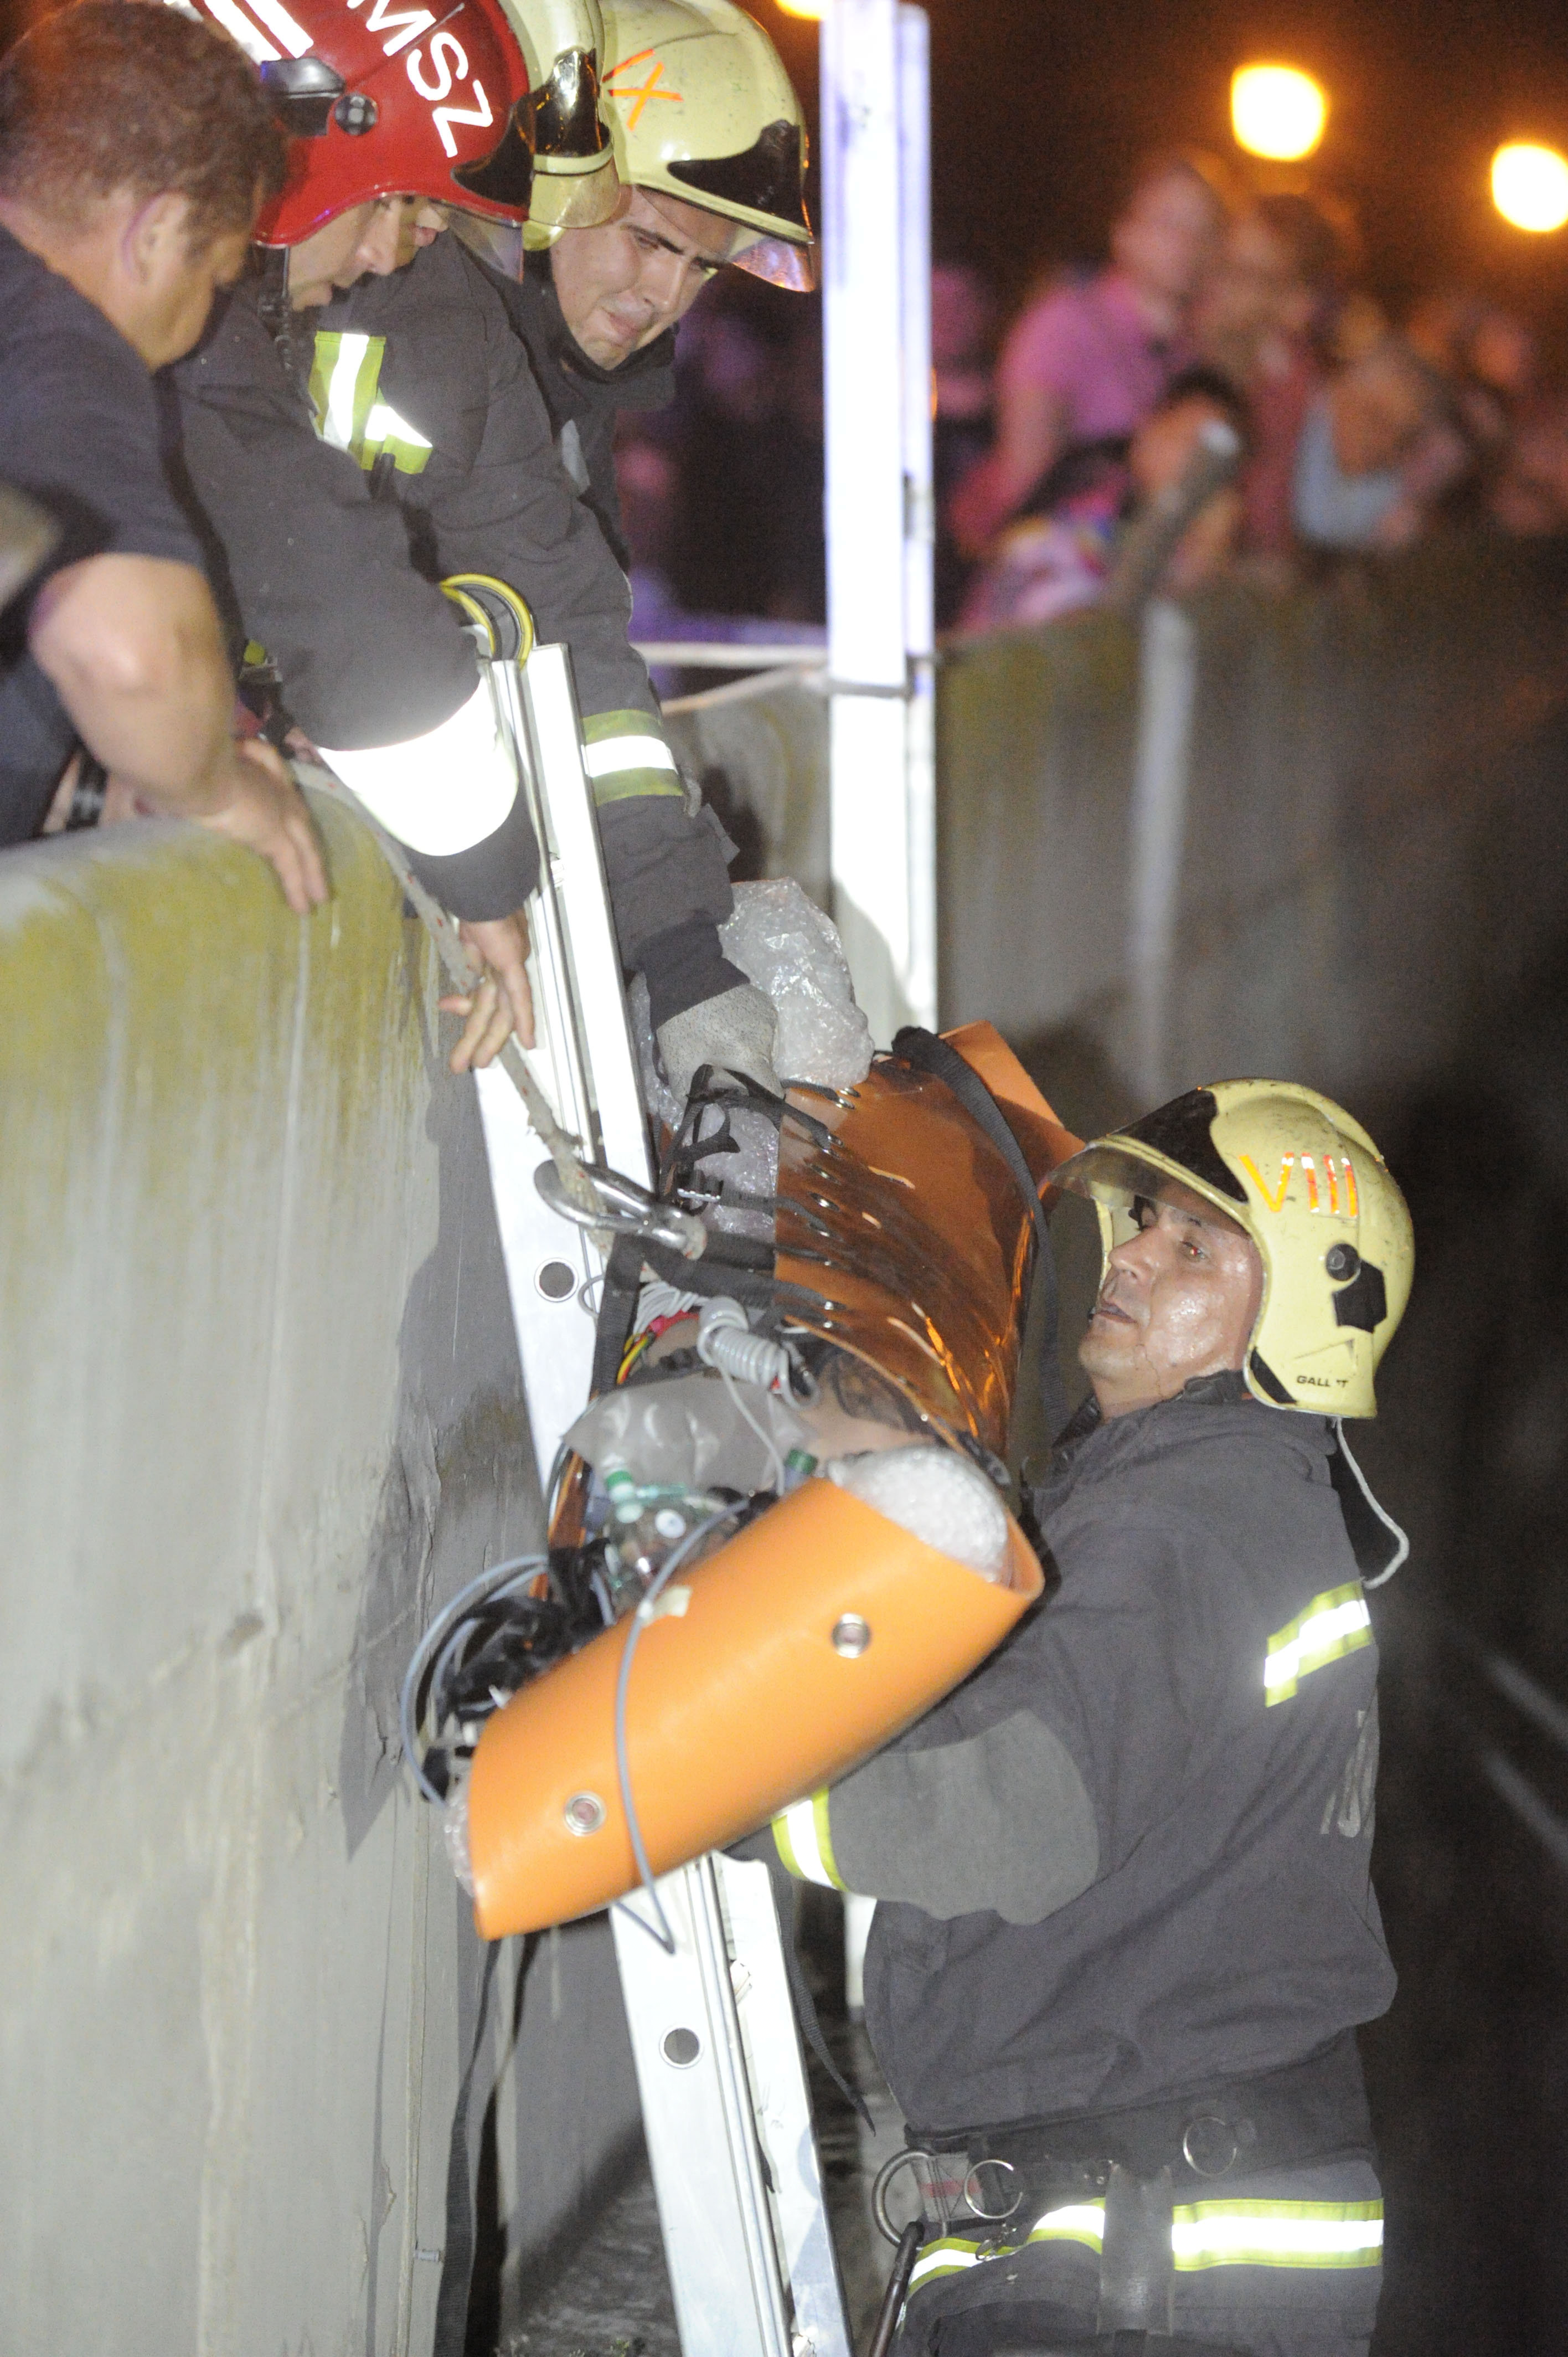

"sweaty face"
[550,186,735,367]
[1079,1179,1264,1418]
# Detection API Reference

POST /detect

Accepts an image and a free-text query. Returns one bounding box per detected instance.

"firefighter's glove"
[657,982,781,1103]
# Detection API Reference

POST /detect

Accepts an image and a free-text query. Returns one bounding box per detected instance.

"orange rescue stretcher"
[463,1022,1081,1941]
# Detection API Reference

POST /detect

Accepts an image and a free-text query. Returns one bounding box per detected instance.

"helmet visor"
[728,230,817,291]
[1054,1138,1249,1229]
[451,99,536,214]
[666,117,809,233]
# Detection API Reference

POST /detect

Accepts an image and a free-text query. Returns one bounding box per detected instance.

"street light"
[1491,142,1568,234]
[776,0,824,16]
[1231,63,1327,162]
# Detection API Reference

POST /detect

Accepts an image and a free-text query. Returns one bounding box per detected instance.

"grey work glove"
[656,982,782,1102]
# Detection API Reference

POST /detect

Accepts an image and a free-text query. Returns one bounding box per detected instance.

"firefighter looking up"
[167,0,777,1090]
[770,1084,1414,2357]
[455,0,815,573]
[0,2,323,913]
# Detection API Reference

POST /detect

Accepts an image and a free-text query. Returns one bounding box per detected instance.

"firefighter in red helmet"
[167,0,773,1089]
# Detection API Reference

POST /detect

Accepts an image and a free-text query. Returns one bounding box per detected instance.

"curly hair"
[0,2,286,241]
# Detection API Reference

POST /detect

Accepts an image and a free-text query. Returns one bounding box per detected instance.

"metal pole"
[822,0,936,1039]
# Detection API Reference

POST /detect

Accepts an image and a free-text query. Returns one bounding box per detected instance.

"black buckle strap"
[916,2031,1373,2200]
[889,1025,1066,1448]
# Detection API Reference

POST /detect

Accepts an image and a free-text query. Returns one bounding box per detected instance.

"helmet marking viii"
[190,0,537,240]
[590,0,815,288]
[1056,1080,1414,1419]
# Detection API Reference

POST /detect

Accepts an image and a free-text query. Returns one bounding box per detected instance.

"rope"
[293,759,599,1219]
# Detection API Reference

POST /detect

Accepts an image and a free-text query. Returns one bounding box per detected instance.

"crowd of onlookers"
[620,148,1568,650]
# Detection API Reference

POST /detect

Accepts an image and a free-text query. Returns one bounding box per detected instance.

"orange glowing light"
[776,0,824,17]
[1491,142,1568,234]
[1230,63,1327,162]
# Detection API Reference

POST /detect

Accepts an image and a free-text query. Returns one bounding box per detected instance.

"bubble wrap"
[721,880,875,1091]
[631,878,874,1134]
[827,1445,1010,1578]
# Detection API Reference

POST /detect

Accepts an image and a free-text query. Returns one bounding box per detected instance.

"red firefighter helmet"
[187,0,537,241]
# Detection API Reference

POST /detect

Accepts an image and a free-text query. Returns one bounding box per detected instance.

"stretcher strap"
[891,1027,1067,1440]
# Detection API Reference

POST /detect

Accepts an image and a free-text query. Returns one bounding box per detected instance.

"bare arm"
[28,553,326,912]
[948,373,1070,557]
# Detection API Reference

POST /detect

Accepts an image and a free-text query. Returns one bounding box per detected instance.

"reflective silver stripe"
[1265,1584,1371,1704]
[320,333,373,455]
[364,400,432,455]
[1173,2202,1383,2268]
[905,2198,1383,2293]
[317,681,517,857]
[581,733,678,780]
[773,1794,842,1889]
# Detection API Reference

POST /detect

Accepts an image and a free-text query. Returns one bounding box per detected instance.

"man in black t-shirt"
[0,4,324,922]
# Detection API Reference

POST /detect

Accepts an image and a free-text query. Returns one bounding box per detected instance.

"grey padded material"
[828,1711,1099,1926]
[657,980,781,1100]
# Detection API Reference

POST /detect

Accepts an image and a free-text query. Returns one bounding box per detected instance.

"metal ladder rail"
[470,637,854,2357]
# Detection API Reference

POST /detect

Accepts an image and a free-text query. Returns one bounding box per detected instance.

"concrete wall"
[0,798,638,2355]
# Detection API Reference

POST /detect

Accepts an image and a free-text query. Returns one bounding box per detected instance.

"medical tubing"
[400,1552,549,1805]
[697,1296,792,1393]
[612,1501,749,1953]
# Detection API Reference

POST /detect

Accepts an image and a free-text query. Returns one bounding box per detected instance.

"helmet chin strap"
[1332,1418,1410,1588]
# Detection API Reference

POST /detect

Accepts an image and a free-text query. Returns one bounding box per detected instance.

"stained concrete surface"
[488,1883,906,2356]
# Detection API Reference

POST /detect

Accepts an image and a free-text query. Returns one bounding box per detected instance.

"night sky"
[759,0,1568,331]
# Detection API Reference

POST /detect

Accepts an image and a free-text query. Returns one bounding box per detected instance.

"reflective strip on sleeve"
[317,679,517,857]
[772,1793,844,1890]
[905,2197,1382,2294]
[580,709,683,806]
[1265,1584,1373,1705]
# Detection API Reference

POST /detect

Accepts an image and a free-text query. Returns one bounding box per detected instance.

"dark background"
[760,0,1568,331]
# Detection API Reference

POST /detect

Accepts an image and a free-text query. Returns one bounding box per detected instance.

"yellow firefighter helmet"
[1056,1081,1413,1418]
[543,0,815,286]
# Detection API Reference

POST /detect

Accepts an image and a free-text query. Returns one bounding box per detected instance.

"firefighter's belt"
[908,2030,1373,2220]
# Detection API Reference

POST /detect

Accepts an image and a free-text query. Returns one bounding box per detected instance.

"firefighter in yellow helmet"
[458,0,813,572]
[766,1081,1414,2357]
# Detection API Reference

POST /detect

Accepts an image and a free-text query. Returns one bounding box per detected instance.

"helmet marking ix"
[1055,1080,1414,1419]
[588,0,816,288]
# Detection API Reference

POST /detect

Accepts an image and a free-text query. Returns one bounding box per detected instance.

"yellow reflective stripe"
[309,331,383,455]
[1173,2198,1383,2270]
[1265,1583,1371,1705]
[582,733,678,781]
[772,1812,805,1882]
[905,2198,1383,2292]
[579,709,683,804]
[360,400,433,477]
[771,1793,842,1889]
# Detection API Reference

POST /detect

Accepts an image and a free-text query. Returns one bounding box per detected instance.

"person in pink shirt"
[948,151,1229,557]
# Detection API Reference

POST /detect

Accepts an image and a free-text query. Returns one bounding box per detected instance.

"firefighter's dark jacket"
[476,248,677,573]
[805,1377,1395,2138]
[163,238,737,1011]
